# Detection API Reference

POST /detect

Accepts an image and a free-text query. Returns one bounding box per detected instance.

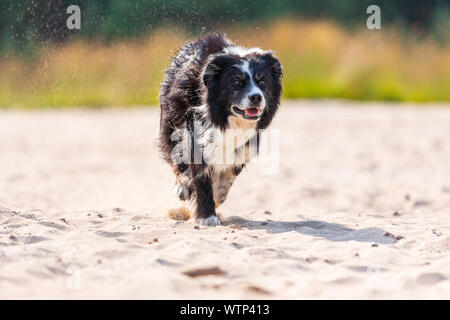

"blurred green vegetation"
[1,0,450,53]
[0,1,449,107]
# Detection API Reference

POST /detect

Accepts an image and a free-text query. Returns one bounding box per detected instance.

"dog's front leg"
[193,172,220,226]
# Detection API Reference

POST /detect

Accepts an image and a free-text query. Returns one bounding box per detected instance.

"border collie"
[159,33,282,226]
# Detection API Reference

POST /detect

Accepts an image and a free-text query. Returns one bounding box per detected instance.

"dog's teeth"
[199,216,221,227]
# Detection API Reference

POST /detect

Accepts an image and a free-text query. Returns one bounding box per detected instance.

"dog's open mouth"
[232,106,261,120]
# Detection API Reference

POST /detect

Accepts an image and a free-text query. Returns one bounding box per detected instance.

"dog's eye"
[233,79,243,90]
[258,79,267,90]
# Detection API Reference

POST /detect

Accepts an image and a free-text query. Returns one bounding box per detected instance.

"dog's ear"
[203,55,237,87]
[262,52,283,82]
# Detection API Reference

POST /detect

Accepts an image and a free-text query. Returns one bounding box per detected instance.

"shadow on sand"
[221,216,397,244]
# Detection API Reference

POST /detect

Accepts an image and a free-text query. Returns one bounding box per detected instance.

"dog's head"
[203,51,282,130]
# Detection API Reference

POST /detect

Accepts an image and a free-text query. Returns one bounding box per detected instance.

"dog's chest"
[204,116,256,172]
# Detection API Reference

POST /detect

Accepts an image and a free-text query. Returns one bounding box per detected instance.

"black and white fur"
[159,33,282,226]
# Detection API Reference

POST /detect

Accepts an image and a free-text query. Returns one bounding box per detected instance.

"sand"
[0,100,449,299]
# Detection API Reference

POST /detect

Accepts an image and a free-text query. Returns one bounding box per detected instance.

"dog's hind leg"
[174,171,194,201]
[212,170,235,209]
[172,161,194,201]
[175,182,193,201]
[212,165,244,209]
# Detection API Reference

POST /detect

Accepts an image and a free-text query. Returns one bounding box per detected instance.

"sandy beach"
[0,100,449,299]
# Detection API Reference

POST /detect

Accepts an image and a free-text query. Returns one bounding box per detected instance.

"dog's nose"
[249,93,262,105]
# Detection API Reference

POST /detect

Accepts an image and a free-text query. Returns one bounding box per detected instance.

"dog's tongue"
[245,108,259,117]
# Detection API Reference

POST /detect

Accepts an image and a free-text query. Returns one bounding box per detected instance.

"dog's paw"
[199,215,221,227]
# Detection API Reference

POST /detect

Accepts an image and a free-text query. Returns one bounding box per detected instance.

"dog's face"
[203,52,282,130]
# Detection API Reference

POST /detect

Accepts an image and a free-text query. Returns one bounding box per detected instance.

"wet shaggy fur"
[159,33,282,226]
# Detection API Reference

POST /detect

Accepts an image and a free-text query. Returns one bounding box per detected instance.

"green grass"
[1,21,449,108]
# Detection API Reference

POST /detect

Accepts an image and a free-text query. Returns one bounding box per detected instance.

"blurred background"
[0,0,449,108]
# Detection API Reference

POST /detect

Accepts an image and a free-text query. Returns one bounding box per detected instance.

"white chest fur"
[205,116,257,172]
